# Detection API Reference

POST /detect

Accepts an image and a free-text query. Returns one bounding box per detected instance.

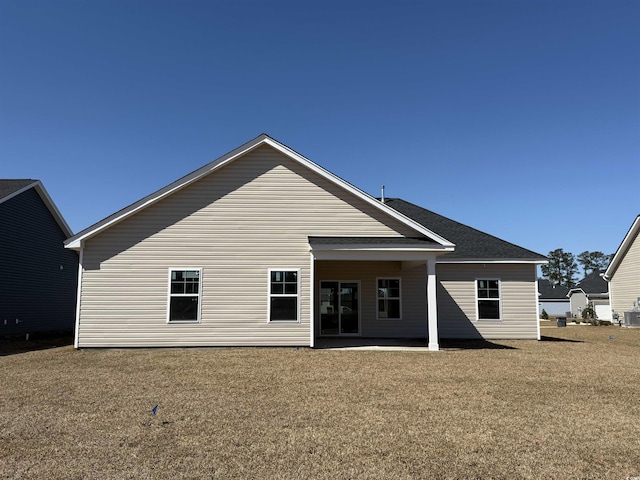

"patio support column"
[309,253,315,348]
[427,257,439,351]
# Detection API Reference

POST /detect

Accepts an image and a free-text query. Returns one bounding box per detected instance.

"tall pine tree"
[577,251,612,275]
[541,248,579,287]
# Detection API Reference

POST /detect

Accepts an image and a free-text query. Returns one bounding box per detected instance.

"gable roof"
[383,198,547,262]
[538,279,570,300]
[65,134,455,250]
[0,179,73,237]
[568,270,609,296]
[0,179,36,199]
[604,215,640,281]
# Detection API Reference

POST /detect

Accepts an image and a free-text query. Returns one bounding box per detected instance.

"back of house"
[65,135,547,348]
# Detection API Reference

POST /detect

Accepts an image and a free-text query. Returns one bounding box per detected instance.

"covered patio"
[309,236,453,351]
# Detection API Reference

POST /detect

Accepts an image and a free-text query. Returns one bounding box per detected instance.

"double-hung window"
[269,269,299,322]
[477,279,501,320]
[168,269,201,323]
[377,278,401,319]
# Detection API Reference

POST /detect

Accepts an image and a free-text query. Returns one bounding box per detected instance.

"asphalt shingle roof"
[538,279,570,299]
[573,270,609,294]
[0,179,36,200]
[384,198,547,261]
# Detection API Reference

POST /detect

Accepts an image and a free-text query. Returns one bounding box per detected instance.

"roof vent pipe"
[381,185,385,203]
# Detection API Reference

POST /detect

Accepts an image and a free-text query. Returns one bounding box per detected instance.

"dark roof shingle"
[384,198,547,261]
[0,179,36,200]
[573,270,609,294]
[538,279,570,299]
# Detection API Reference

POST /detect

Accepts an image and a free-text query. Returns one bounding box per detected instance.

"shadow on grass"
[540,335,583,343]
[0,331,73,357]
[439,339,517,350]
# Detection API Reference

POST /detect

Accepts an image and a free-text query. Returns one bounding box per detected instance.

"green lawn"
[1,325,639,479]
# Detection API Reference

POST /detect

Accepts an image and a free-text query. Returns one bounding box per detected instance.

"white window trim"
[475,277,502,322]
[376,277,402,320]
[166,268,202,324]
[268,268,301,323]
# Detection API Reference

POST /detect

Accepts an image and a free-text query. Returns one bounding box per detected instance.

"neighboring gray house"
[568,270,610,320]
[64,135,547,350]
[1,180,78,335]
[604,215,640,323]
[537,279,570,316]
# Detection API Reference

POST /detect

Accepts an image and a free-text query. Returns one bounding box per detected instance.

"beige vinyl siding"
[78,145,418,347]
[315,261,427,338]
[569,291,588,317]
[610,229,640,315]
[436,263,539,339]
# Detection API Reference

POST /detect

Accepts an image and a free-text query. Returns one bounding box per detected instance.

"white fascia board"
[312,250,448,261]
[0,182,39,205]
[311,243,453,261]
[65,134,456,250]
[604,215,640,281]
[309,243,453,252]
[32,182,74,237]
[436,258,548,264]
[2,181,73,238]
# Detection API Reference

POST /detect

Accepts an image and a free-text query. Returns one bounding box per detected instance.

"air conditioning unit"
[623,311,640,327]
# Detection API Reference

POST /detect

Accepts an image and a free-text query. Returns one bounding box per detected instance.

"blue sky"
[1,0,638,258]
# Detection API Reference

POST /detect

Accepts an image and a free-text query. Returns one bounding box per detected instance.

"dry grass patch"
[1,326,639,479]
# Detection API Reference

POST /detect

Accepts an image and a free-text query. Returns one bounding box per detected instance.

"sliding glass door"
[320,281,360,335]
